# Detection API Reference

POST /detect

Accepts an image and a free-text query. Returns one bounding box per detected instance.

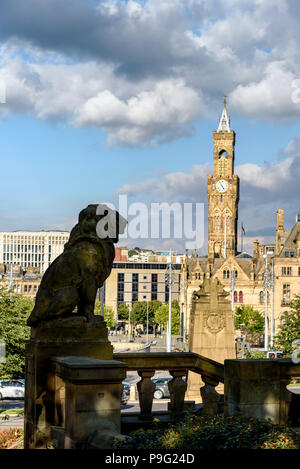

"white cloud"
[1,1,300,144]
[75,79,203,145]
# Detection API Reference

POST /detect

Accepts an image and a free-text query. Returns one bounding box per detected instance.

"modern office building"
[0,230,70,272]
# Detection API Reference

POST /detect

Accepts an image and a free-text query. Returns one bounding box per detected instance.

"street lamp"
[262,254,274,352]
[146,298,149,345]
[270,259,275,349]
[165,250,175,352]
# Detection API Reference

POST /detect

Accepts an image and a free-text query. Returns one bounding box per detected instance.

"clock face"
[216,179,228,193]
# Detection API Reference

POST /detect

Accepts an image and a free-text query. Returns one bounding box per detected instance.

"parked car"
[152,377,172,399]
[0,380,25,400]
[152,376,187,399]
[121,381,130,405]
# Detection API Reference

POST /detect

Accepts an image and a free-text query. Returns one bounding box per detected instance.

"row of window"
[233,291,243,303]
[284,251,299,257]
[213,216,231,232]
[113,263,181,270]
[3,254,46,262]
[223,270,238,279]
[281,266,300,276]
[23,284,38,293]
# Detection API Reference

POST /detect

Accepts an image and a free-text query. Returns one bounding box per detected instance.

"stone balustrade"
[113,352,225,420]
[45,353,299,449]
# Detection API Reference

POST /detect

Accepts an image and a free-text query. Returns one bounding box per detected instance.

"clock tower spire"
[207,99,239,259]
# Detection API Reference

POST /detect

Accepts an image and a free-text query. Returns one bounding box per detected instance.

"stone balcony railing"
[46,354,299,448]
[113,352,224,420]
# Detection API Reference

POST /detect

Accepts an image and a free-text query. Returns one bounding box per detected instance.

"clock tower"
[207,97,239,259]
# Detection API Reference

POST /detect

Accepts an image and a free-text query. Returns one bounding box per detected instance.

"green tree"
[275,295,300,354]
[131,300,162,324]
[0,286,33,378]
[117,302,129,320]
[128,249,138,257]
[234,305,264,343]
[94,301,117,329]
[154,300,180,334]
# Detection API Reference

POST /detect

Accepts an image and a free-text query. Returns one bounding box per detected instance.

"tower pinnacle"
[217,94,231,133]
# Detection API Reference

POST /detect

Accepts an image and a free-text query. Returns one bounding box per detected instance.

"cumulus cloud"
[75,79,203,145]
[1,0,300,144]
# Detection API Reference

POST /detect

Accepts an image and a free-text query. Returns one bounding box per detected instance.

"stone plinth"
[24,316,113,449]
[50,356,127,449]
[224,359,300,425]
[186,278,236,402]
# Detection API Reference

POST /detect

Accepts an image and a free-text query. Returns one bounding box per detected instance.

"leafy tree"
[94,301,117,329]
[117,302,129,320]
[128,250,138,257]
[234,305,264,344]
[275,295,300,354]
[154,300,180,334]
[0,286,33,379]
[131,300,162,324]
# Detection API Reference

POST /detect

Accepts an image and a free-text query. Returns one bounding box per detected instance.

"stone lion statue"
[27,204,127,327]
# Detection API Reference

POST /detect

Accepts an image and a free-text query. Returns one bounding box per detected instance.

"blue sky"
[1,0,300,253]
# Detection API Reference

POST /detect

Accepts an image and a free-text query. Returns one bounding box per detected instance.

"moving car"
[0,380,25,400]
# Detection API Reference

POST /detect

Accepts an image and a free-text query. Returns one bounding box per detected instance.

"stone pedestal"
[224,359,299,425]
[186,278,236,402]
[50,356,127,449]
[24,316,113,449]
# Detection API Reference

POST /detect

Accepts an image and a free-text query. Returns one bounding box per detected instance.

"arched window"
[223,270,226,279]
[259,291,264,304]
[227,270,230,279]
[234,291,238,303]
[239,291,243,303]
[235,270,238,278]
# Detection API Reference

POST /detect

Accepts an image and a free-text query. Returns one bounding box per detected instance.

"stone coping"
[50,355,128,383]
[113,352,224,383]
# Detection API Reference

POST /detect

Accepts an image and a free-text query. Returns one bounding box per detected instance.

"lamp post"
[129,305,132,341]
[165,250,175,352]
[231,265,235,312]
[146,298,149,345]
[181,265,185,340]
[270,259,275,349]
[230,264,236,328]
[262,254,274,352]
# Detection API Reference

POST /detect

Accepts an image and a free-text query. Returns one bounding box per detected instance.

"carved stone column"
[168,371,187,419]
[200,374,221,416]
[137,370,156,420]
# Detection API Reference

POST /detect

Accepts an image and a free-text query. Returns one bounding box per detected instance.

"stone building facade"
[184,102,300,345]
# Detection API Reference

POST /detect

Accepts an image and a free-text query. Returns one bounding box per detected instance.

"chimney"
[253,239,259,260]
[277,209,284,232]
[276,209,284,254]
